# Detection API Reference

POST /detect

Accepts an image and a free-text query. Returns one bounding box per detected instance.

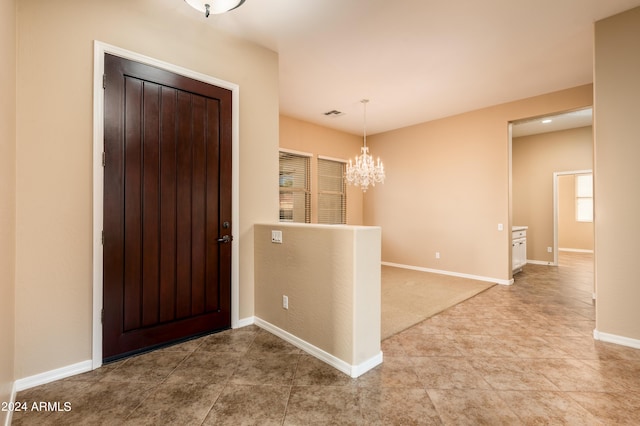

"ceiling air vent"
[323,110,344,117]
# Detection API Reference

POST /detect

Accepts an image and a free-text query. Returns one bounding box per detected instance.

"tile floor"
[12,252,640,425]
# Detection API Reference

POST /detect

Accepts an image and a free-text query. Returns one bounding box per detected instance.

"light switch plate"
[271,230,283,244]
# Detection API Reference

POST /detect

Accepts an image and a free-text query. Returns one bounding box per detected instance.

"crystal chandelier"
[345,99,385,192]
[184,0,246,17]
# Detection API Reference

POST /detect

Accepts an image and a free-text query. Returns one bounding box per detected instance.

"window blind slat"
[279,152,310,223]
[318,158,346,224]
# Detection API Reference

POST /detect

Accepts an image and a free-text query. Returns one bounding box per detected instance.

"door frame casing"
[92,41,240,369]
[553,169,593,265]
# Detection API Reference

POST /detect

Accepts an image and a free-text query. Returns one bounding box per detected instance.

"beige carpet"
[381,265,495,339]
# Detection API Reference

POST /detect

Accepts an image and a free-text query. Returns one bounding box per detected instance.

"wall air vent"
[323,110,344,117]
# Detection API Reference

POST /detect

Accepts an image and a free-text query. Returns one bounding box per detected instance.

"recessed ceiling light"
[542,119,553,124]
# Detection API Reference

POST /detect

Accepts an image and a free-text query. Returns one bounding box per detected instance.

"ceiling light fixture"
[542,119,553,124]
[184,0,246,17]
[345,100,385,192]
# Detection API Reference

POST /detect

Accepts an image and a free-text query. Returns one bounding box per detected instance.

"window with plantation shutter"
[279,151,311,223]
[318,157,346,224]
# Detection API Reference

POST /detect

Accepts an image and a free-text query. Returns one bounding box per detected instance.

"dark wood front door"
[103,54,232,361]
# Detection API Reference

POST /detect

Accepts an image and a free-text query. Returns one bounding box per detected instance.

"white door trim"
[92,41,240,369]
[553,169,592,266]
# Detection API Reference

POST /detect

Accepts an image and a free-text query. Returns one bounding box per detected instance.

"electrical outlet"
[435,252,440,259]
[547,247,553,253]
[282,295,288,309]
[498,223,504,231]
[271,230,283,244]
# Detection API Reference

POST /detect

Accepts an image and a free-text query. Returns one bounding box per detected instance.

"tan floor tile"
[359,387,442,425]
[158,336,205,353]
[294,355,356,386]
[531,358,628,392]
[493,334,571,359]
[99,351,188,384]
[451,334,520,358]
[24,381,157,425]
[203,384,290,426]
[545,335,640,361]
[196,327,258,353]
[482,318,531,335]
[521,319,585,337]
[581,358,640,392]
[396,333,463,357]
[427,388,521,425]
[413,356,492,390]
[396,315,453,335]
[569,391,640,425]
[246,330,303,355]
[164,351,240,385]
[229,352,299,385]
[380,334,408,356]
[11,380,94,425]
[356,356,422,388]
[468,357,560,391]
[284,385,363,425]
[438,303,509,320]
[497,390,603,425]
[62,361,124,382]
[124,382,222,425]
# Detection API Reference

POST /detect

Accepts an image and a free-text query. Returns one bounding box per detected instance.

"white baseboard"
[526,259,556,266]
[559,248,594,253]
[351,352,384,378]
[14,360,92,392]
[382,261,513,286]
[235,316,255,329]
[254,317,383,378]
[593,329,640,349]
[3,382,17,426]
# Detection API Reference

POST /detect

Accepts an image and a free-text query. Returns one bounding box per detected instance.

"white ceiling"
[176,0,640,136]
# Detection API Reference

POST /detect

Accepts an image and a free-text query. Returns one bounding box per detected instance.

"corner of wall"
[0,0,17,423]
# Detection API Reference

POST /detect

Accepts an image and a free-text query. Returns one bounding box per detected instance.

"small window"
[279,151,310,223]
[318,157,346,224]
[576,173,593,222]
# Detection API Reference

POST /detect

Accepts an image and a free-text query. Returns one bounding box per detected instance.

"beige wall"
[0,0,16,418]
[366,85,593,282]
[15,0,278,379]
[280,115,364,225]
[254,223,381,374]
[513,126,593,261]
[558,174,594,251]
[594,6,640,340]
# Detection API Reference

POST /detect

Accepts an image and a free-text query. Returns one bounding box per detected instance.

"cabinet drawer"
[512,230,526,239]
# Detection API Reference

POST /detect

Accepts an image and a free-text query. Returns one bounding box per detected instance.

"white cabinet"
[512,226,527,273]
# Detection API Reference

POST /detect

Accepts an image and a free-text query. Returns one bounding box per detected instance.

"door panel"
[103,54,232,361]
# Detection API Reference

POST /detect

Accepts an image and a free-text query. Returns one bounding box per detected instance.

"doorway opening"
[510,107,592,268]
